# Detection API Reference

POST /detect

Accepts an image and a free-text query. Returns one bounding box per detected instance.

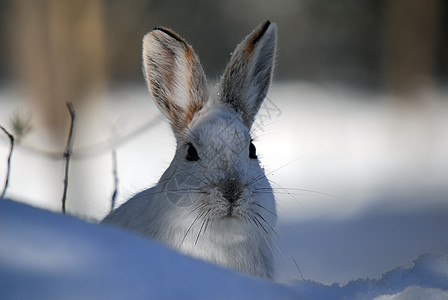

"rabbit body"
[103,21,277,279]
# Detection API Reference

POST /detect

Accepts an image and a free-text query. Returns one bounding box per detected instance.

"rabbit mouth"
[224,205,237,218]
[204,202,243,219]
[221,203,249,220]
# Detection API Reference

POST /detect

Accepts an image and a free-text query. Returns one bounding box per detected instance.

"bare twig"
[0,125,15,200]
[0,117,160,160]
[62,102,76,214]
[110,149,119,212]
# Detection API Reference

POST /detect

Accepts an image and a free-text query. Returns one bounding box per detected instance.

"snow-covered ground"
[1,82,448,298]
[1,199,447,299]
[0,200,297,300]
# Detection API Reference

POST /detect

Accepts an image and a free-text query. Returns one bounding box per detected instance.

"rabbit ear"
[219,21,277,128]
[143,27,207,134]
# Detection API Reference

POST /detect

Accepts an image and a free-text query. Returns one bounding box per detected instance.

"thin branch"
[0,117,161,160]
[62,102,76,214]
[110,149,119,212]
[0,125,15,200]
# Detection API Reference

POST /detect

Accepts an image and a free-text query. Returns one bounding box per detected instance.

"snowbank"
[1,200,447,299]
[0,200,297,300]
[289,254,448,299]
[374,286,448,300]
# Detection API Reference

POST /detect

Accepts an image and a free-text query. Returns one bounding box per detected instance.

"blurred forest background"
[0,0,447,218]
[0,0,446,120]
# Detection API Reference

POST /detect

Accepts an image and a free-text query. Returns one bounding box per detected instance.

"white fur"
[103,21,277,279]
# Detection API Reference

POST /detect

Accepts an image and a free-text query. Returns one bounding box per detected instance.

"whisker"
[252,202,278,218]
[143,188,206,197]
[186,202,206,218]
[203,215,211,235]
[252,210,305,280]
[260,156,306,184]
[244,215,255,227]
[269,187,343,200]
[252,191,277,195]
[254,212,270,228]
[256,188,337,199]
[268,179,305,210]
[248,212,280,276]
[179,210,206,248]
[247,154,305,189]
[173,203,205,233]
[195,210,210,245]
[252,215,268,234]
[248,172,269,186]
[291,256,305,281]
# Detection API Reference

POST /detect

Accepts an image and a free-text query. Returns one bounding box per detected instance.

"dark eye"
[249,141,257,159]
[186,143,200,161]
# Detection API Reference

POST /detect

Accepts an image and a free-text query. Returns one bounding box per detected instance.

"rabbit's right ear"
[143,28,208,135]
[219,21,277,128]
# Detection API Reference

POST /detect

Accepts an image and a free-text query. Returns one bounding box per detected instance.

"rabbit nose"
[221,177,243,203]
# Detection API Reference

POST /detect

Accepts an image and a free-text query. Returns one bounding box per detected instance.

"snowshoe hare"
[103,21,277,279]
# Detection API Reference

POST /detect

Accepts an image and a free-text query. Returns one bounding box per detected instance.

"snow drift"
[1,200,447,299]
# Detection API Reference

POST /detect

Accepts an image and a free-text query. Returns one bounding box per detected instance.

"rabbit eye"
[249,142,257,159]
[186,143,200,161]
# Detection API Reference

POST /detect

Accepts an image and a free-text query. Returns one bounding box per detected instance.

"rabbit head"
[105,21,277,279]
[145,21,275,220]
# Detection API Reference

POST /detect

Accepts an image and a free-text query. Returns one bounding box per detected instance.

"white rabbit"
[102,21,277,279]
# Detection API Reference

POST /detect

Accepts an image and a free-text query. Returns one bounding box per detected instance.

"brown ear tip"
[152,26,170,34]
[151,27,185,44]
[251,21,275,46]
[261,20,278,34]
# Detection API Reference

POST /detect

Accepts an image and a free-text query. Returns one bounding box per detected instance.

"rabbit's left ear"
[143,27,207,134]
[219,21,277,128]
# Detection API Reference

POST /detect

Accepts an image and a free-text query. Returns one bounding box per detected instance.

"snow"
[276,202,448,284]
[374,286,448,300]
[0,200,297,300]
[289,253,448,299]
[1,199,447,299]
